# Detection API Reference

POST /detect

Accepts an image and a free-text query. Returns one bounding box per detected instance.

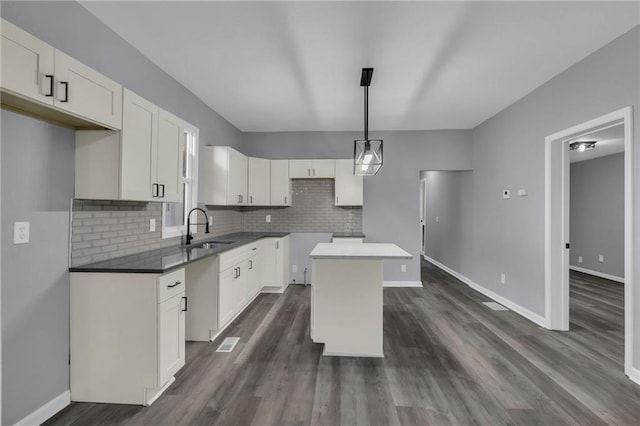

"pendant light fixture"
[569,140,597,152]
[354,67,383,175]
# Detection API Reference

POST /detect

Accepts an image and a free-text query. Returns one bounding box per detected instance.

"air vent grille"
[216,337,240,353]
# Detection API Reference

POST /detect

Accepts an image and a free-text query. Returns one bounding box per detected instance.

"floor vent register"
[216,337,240,353]
[482,301,508,311]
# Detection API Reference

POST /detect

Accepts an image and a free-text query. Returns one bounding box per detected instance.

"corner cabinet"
[1,18,122,130]
[334,159,363,206]
[289,159,335,178]
[75,89,184,202]
[70,268,186,405]
[270,160,291,206]
[203,146,248,205]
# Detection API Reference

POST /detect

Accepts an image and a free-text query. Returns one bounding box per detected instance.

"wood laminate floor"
[46,262,640,425]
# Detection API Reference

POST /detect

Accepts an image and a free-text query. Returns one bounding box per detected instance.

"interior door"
[420,178,427,255]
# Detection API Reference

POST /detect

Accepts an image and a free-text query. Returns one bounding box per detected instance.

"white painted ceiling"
[80,1,640,132]
[569,124,625,163]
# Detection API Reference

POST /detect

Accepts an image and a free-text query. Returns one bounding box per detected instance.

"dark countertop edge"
[69,232,290,274]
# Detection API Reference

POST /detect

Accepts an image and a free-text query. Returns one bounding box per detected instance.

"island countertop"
[309,243,412,260]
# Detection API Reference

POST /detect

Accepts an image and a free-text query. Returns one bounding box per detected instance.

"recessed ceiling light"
[569,140,597,152]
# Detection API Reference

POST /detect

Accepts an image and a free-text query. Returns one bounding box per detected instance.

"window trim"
[162,122,199,240]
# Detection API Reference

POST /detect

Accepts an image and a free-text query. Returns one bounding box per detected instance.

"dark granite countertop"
[332,232,366,238]
[69,232,290,274]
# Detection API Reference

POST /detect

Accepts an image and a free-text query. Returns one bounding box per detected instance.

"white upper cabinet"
[289,159,335,178]
[1,18,55,106]
[334,159,363,206]
[1,18,122,129]
[54,50,122,129]
[203,146,248,206]
[248,157,271,206]
[270,160,291,206]
[156,109,184,203]
[120,89,157,201]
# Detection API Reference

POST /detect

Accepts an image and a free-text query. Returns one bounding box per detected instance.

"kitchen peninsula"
[309,243,412,357]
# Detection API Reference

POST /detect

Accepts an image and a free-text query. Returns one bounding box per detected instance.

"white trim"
[383,281,423,288]
[629,368,640,386]
[569,265,624,284]
[544,106,635,378]
[322,351,383,358]
[14,390,70,426]
[423,255,546,327]
[145,377,175,406]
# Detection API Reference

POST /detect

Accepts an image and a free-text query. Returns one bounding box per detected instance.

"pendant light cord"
[364,85,369,141]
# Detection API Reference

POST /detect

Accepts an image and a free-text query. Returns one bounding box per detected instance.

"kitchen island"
[309,243,412,357]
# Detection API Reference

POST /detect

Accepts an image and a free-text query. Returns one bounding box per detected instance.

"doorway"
[544,107,634,377]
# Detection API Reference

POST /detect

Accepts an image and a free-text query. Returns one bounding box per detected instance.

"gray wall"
[470,26,639,364]
[1,1,243,422]
[423,171,473,278]
[1,110,75,425]
[570,154,625,278]
[289,233,333,284]
[244,130,473,282]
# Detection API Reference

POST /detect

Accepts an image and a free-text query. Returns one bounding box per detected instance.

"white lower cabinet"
[261,235,290,292]
[70,268,186,406]
[217,266,236,331]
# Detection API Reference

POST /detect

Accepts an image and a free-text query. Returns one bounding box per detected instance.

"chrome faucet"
[185,207,210,245]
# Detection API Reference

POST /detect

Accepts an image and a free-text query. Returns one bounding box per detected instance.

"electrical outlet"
[503,190,511,199]
[149,218,156,232]
[500,273,506,284]
[292,264,298,273]
[599,255,604,263]
[209,216,213,226]
[266,215,271,223]
[435,216,439,223]
[14,221,30,244]
[578,256,583,263]
[401,264,407,272]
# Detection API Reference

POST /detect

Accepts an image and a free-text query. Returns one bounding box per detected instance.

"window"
[162,123,199,239]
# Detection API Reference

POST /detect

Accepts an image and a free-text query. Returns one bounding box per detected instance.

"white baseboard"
[628,368,640,386]
[569,265,624,283]
[423,255,546,327]
[383,281,423,288]
[15,390,70,426]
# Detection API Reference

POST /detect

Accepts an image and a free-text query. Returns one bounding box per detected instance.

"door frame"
[544,106,634,377]
[420,177,427,256]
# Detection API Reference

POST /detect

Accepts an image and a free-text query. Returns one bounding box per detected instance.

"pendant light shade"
[354,67,383,175]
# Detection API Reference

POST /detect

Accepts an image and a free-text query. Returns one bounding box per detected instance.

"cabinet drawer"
[157,268,185,303]
[219,243,259,272]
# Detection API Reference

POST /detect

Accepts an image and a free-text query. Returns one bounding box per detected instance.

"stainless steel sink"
[197,241,233,249]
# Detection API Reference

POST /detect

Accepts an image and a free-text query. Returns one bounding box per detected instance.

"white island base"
[310,243,412,358]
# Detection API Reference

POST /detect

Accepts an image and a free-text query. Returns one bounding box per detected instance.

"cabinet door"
[157,293,186,387]
[289,160,313,178]
[54,50,122,129]
[1,18,55,105]
[261,239,278,285]
[227,148,248,205]
[218,267,235,327]
[248,157,270,206]
[232,265,248,311]
[121,89,156,201]
[156,109,184,203]
[270,160,290,206]
[335,159,363,206]
[311,160,335,178]
[247,255,261,299]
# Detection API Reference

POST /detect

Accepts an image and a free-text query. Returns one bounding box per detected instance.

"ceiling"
[569,124,625,163]
[80,1,640,132]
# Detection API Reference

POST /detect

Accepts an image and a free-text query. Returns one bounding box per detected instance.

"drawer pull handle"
[249,260,253,270]
[182,296,188,312]
[167,280,182,288]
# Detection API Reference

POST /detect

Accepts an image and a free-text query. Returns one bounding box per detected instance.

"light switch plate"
[149,218,156,232]
[14,221,30,244]
[292,264,298,273]
[517,189,528,197]
[599,255,604,263]
[266,215,271,223]
[209,216,213,226]
[578,256,583,263]
[500,273,506,284]
[401,264,407,272]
